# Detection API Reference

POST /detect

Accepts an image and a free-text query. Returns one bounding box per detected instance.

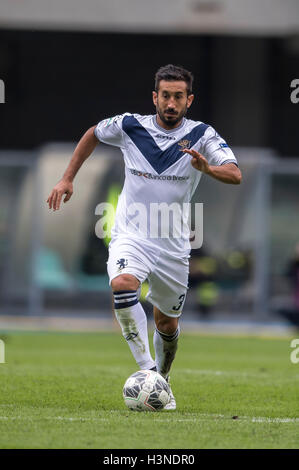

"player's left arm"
[183,148,242,185]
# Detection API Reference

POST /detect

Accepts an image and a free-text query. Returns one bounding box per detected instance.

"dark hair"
[155,64,194,95]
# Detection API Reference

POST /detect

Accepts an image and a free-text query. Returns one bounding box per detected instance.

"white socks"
[113,289,180,376]
[153,326,180,378]
[113,290,155,370]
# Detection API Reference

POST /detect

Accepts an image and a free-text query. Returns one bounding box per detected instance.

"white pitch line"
[0,416,109,422]
[178,368,299,381]
[0,414,298,424]
[179,368,268,378]
[250,417,299,423]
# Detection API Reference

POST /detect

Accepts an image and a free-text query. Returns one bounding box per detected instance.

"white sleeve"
[200,126,238,167]
[94,113,129,148]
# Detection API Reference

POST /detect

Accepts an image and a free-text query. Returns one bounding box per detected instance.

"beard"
[156,101,188,128]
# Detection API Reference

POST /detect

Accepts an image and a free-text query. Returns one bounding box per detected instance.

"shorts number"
[172,294,186,311]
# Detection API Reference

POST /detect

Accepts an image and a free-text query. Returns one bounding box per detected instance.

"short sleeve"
[94,114,128,148]
[201,126,238,167]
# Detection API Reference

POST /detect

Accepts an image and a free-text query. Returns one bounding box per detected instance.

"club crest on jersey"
[178,139,191,151]
[116,258,128,271]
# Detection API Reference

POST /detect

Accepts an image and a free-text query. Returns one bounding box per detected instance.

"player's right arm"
[47,114,127,211]
[47,125,98,211]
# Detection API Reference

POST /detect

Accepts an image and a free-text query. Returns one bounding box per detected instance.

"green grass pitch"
[0,330,298,449]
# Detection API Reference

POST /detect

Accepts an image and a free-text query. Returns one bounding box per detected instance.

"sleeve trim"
[220,159,238,167]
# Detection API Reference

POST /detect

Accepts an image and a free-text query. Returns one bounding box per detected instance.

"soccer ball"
[123,369,170,411]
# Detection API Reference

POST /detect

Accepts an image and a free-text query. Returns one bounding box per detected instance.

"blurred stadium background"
[0,0,299,334]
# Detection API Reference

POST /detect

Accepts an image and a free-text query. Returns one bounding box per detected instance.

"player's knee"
[155,316,178,335]
[111,274,140,292]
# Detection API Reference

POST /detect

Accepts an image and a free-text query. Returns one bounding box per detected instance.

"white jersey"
[94,113,238,258]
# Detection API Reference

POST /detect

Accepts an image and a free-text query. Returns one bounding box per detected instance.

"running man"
[47,64,242,410]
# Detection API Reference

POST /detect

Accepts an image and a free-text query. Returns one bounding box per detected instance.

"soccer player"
[47,64,242,410]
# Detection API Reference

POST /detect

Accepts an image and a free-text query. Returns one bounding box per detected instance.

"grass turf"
[0,330,298,449]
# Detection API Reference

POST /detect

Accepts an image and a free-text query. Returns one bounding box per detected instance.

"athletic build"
[47,65,242,410]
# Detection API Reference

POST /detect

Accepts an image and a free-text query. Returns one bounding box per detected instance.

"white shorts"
[107,237,189,318]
